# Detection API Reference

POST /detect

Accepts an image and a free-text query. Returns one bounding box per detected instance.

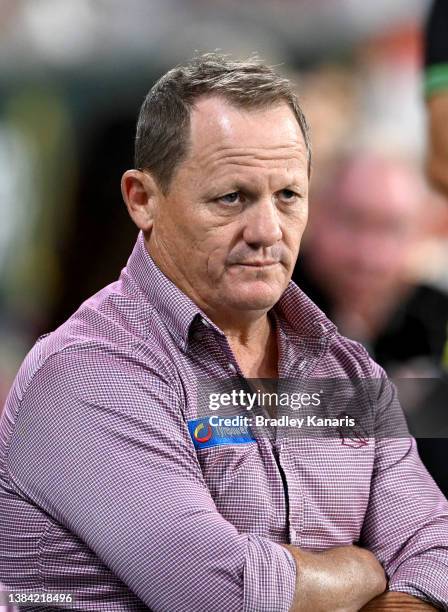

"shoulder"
[322,331,386,380]
[278,279,386,380]
[7,284,182,423]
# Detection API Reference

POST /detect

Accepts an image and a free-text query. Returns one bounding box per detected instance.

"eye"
[218,192,241,205]
[279,189,299,203]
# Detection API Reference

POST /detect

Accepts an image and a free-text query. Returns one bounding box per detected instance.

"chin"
[225,283,283,312]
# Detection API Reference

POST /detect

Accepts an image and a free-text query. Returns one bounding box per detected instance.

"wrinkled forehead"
[187,96,308,170]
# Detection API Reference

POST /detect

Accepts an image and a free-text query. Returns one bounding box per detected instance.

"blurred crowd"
[0,2,447,488]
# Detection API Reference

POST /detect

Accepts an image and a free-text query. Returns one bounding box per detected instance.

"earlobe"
[121,169,157,232]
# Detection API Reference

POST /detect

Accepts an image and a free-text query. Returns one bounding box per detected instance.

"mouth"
[233,261,280,268]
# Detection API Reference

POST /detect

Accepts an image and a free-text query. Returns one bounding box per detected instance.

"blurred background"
[1,0,448,466]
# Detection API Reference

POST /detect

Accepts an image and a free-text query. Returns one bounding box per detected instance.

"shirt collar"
[124,231,336,350]
[124,231,215,351]
[275,280,337,340]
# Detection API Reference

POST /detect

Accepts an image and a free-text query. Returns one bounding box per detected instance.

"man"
[293,152,447,372]
[292,151,448,499]
[0,54,446,611]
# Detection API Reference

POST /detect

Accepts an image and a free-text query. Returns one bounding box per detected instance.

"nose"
[242,198,283,248]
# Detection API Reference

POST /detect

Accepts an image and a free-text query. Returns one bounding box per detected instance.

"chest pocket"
[284,437,374,549]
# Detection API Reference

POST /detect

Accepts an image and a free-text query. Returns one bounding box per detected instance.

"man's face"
[307,157,422,303]
[147,96,309,319]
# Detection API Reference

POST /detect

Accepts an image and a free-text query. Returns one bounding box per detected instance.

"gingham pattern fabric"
[0,231,447,611]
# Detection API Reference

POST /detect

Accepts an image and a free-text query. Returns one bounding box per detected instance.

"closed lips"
[234,261,279,266]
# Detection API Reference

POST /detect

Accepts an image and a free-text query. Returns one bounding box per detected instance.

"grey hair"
[135,52,311,193]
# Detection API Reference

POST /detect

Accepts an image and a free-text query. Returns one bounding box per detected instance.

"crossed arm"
[283,544,438,611]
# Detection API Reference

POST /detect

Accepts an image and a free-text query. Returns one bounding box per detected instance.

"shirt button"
[298,359,307,370]
[227,363,237,374]
[315,322,327,334]
[201,318,211,327]
[290,528,297,541]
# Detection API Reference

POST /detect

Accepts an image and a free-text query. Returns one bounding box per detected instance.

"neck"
[217,313,278,379]
[145,236,279,377]
[208,308,270,341]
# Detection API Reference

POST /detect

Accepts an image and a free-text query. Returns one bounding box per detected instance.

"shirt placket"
[275,328,329,546]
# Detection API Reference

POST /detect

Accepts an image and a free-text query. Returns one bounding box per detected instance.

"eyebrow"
[204,176,306,199]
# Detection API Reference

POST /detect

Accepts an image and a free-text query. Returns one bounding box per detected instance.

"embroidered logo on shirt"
[187,416,256,450]
[338,414,369,448]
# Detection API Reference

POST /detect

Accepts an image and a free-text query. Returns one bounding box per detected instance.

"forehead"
[186,96,308,175]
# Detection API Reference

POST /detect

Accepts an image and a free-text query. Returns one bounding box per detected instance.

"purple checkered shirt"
[1,231,448,611]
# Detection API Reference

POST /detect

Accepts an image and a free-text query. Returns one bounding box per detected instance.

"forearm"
[283,544,386,612]
[360,591,439,611]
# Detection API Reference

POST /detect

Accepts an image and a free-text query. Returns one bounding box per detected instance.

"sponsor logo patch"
[187,416,256,450]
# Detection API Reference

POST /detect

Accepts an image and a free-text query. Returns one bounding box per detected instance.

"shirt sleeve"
[360,362,448,609]
[6,348,296,612]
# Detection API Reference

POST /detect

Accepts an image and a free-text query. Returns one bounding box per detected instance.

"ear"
[121,169,160,232]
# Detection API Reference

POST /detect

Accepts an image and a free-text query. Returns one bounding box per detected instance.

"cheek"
[160,221,195,259]
[159,203,203,252]
[204,240,234,281]
[284,210,309,257]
